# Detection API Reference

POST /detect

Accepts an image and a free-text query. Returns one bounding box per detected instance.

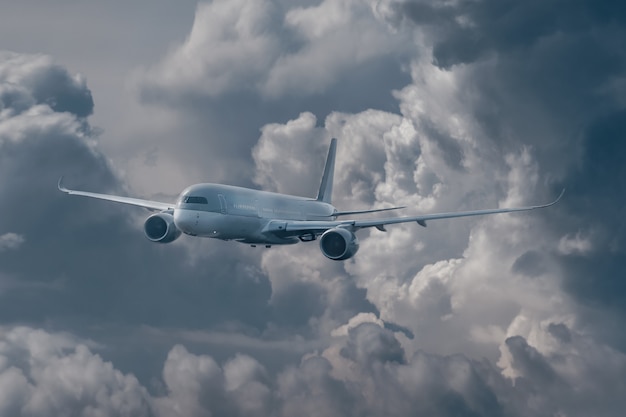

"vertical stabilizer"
[316,138,337,203]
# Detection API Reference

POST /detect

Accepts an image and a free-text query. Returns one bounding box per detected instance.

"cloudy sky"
[1,0,625,415]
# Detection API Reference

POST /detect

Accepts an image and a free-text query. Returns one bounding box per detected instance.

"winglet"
[539,188,565,208]
[316,138,337,204]
[554,188,565,205]
[58,176,68,193]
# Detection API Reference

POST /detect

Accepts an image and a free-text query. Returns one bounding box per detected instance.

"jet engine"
[319,228,359,260]
[144,212,181,243]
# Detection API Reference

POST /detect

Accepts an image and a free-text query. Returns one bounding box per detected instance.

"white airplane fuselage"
[172,184,336,244]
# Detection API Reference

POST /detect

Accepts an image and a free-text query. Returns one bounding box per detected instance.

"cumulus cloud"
[3,0,626,415]
[252,111,329,196]
[140,0,281,100]
[281,322,625,417]
[0,326,151,417]
[0,51,279,331]
[2,323,625,417]
[0,52,297,400]
[140,0,408,101]
[241,2,626,415]
[154,345,273,417]
[130,0,412,192]
[0,327,271,417]
[261,0,409,97]
[0,51,93,118]
[0,233,24,252]
[557,233,593,255]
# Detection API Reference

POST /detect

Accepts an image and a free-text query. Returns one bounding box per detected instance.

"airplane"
[58,138,564,260]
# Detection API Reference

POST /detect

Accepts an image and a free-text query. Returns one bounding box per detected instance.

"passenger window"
[184,196,208,204]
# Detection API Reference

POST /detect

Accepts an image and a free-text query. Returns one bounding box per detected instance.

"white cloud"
[0,327,151,417]
[251,71,567,364]
[252,111,328,197]
[140,0,407,100]
[154,344,224,417]
[0,233,24,252]
[223,354,271,416]
[558,233,593,255]
[331,312,383,337]
[140,0,280,99]
[261,0,407,97]
[0,324,624,417]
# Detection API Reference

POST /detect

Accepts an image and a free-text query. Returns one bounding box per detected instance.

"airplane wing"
[333,206,406,216]
[58,177,174,211]
[267,190,564,236]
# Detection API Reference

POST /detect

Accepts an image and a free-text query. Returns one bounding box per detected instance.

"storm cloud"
[1,0,626,416]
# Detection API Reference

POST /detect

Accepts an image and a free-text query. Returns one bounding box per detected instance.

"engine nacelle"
[144,212,181,243]
[319,228,359,260]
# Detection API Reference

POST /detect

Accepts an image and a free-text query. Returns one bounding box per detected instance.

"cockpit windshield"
[183,196,208,204]
[177,192,222,213]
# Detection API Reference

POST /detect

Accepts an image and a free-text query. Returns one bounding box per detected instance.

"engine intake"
[144,212,181,243]
[319,228,359,260]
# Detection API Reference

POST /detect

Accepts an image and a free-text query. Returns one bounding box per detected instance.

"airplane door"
[218,194,227,214]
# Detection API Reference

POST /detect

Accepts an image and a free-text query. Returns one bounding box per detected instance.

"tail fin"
[316,138,337,203]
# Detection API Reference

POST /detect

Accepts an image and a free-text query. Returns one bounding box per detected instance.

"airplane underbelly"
[214,215,262,239]
[174,209,262,240]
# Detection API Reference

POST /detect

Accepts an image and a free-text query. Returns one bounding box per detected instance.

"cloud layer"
[140,0,408,101]
[2,322,624,416]
[2,0,626,415]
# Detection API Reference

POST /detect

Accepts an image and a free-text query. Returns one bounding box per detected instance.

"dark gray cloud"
[397,0,626,68]
[0,321,622,417]
[387,0,626,353]
[0,50,385,398]
[390,0,626,181]
[505,335,560,385]
[0,52,93,117]
[0,52,328,374]
[547,322,572,343]
[2,322,625,417]
[3,0,626,415]
[28,65,94,118]
[558,110,626,329]
[141,0,626,414]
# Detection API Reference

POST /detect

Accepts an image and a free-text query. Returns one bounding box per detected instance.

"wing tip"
[549,188,565,206]
[58,176,69,193]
